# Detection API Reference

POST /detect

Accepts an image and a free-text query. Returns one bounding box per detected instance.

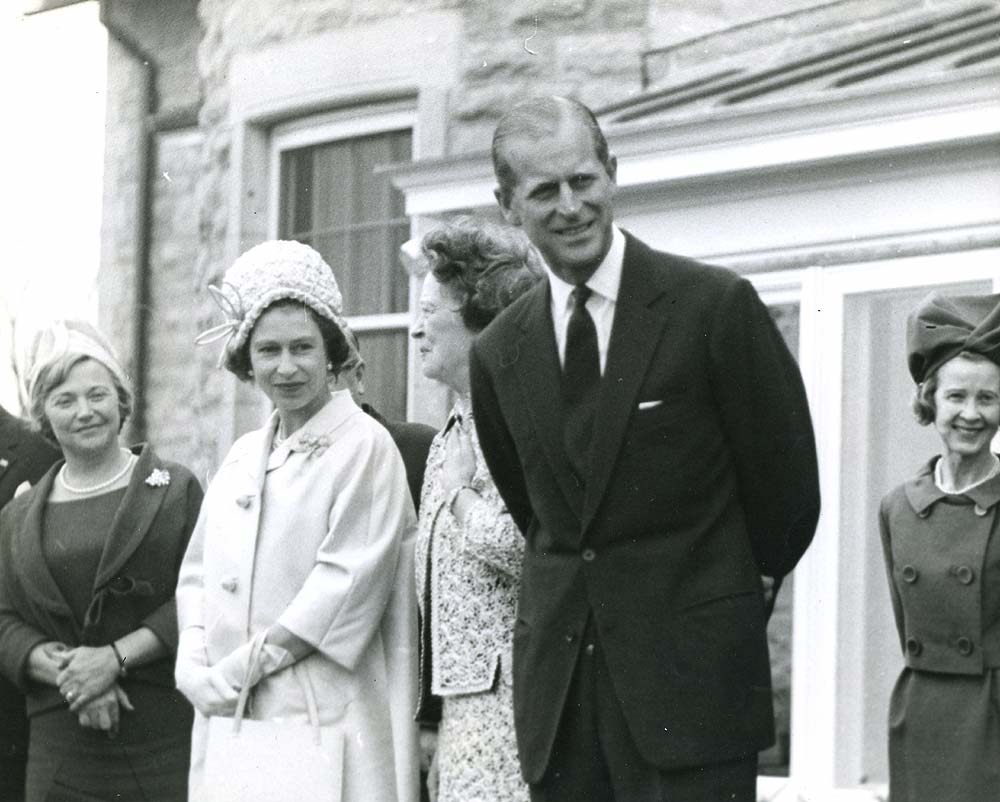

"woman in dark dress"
[880,291,1000,802]
[0,320,202,802]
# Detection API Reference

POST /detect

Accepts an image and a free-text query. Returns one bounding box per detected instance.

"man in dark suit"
[0,404,60,802]
[469,96,821,801]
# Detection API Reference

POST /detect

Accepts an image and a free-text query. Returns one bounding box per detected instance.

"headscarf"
[24,320,129,403]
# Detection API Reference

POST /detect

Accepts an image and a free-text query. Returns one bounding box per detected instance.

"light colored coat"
[176,392,419,802]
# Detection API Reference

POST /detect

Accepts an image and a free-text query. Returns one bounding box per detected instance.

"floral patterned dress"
[415,397,529,802]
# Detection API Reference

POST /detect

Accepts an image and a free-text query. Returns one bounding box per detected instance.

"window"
[272,107,413,422]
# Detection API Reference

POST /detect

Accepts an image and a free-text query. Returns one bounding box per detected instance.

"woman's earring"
[327,362,334,372]
[247,368,254,378]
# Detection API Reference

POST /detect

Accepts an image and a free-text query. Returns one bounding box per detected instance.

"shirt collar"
[545,225,626,311]
[906,455,1000,516]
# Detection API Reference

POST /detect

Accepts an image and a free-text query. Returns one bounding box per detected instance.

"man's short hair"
[491,96,611,205]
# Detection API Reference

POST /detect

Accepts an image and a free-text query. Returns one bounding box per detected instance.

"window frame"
[267,103,417,418]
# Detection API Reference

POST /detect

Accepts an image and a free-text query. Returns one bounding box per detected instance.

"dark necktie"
[562,285,600,484]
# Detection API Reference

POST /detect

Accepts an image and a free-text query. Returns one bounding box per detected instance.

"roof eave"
[388,66,1000,216]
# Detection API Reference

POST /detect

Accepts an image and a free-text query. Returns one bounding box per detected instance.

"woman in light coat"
[175,241,418,802]
[410,218,541,802]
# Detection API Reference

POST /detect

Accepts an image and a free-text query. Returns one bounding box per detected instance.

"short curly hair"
[225,298,352,382]
[911,350,1000,425]
[422,217,543,333]
[30,353,133,441]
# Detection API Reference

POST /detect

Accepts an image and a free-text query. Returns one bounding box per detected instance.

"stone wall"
[144,129,206,470]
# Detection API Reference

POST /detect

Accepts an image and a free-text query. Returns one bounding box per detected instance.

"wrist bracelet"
[110,641,128,677]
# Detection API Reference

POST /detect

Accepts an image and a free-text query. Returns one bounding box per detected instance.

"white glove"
[214,637,294,691]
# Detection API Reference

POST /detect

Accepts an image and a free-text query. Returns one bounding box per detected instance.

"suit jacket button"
[957,637,974,656]
[955,565,975,585]
[900,565,918,584]
[220,577,238,593]
[581,548,596,562]
[917,508,931,519]
[564,631,577,644]
[236,494,253,509]
[905,637,922,656]
[974,504,988,517]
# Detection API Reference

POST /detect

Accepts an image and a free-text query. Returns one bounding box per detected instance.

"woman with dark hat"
[0,320,202,801]
[880,291,1000,801]
[176,240,419,802]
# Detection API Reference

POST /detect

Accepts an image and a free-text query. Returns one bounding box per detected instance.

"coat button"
[220,577,238,593]
[974,504,988,517]
[905,637,922,656]
[955,565,975,585]
[957,637,974,656]
[581,548,596,562]
[900,565,919,584]
[564,631,577,644]
[236,494,254,509]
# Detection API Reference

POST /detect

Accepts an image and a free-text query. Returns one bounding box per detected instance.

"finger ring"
[65,690,75,701]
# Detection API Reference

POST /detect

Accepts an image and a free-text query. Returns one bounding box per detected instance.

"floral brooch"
[295,432,331,460]
[145,468,171,487]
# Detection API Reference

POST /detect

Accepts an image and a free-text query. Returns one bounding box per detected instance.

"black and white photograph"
[1,1,998,800]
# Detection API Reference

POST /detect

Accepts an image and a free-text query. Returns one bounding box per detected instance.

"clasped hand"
[440,421,477,494]
[76,685,134,736]
[175,664,239,718]
[56,645,120,713]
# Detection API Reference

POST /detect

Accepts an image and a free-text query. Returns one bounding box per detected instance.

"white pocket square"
[637,400,663,410]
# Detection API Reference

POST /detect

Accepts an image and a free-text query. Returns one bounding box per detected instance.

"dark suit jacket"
[0,408,60,510]
[0,407,60,792]
[362,403,436,514]
[469,233,820,780]
[0,444,203,717]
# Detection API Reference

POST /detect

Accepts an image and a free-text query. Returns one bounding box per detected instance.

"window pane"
[278,123,413,422]
[356,329,408,423]
[279,128,412,317]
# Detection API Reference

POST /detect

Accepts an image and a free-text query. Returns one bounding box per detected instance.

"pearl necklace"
[58,452,137,495]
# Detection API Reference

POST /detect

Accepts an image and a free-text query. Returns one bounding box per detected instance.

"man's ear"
[354,364,366,396]
[495,186,521,226]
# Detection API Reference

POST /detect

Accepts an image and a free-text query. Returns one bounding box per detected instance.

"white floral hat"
[196,240,349,365]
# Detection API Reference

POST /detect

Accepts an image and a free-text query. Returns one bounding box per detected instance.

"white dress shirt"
[546,225,625,375]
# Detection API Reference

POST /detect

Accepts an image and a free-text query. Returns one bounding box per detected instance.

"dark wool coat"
[469,232,820,781]
[0,444,202,716]
[879,457,1000,802]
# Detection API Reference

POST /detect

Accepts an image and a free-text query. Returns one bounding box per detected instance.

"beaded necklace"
[58,452,136,495]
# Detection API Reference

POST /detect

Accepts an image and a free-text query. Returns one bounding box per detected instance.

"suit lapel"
[93,444,170,588]
[512,283,586,518]
[581,235,670,531]
[12,463,78,626]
